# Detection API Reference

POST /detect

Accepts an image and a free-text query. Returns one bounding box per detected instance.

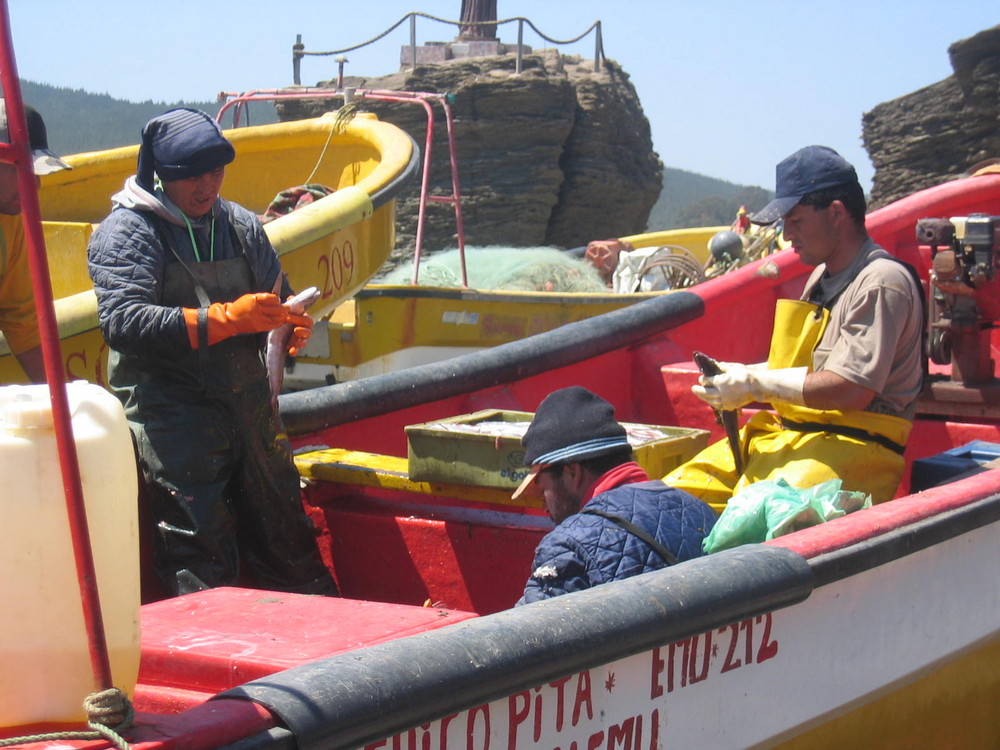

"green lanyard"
[181,213,215,262]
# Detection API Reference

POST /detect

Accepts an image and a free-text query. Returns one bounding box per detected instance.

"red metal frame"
[217,87,468,287]
[0,1,113,690]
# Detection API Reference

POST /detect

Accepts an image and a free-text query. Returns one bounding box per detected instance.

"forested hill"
[20,79,768,230]
[20,79,277,156]
[649,169,772,230]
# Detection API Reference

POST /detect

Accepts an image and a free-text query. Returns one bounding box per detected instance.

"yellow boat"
[0,111,418,386]
[292,225,781,385]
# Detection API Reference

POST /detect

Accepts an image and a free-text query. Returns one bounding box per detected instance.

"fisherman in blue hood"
[87,108,336,597]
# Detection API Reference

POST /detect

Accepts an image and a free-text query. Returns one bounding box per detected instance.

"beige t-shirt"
[801,240,924,418]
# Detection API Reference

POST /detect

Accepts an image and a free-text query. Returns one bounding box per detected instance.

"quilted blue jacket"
[88,190,285,359]
[518,479,717,605]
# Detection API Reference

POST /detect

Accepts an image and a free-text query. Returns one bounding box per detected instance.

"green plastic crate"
[406,409,709,489]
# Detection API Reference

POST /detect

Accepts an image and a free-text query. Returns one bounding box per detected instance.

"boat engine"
[918,214,1000,384]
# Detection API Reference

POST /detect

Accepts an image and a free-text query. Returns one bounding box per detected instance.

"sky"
[7,1,999,191]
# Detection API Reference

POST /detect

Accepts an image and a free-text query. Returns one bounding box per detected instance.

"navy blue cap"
[751,145,859,225]
[136,108,235,191]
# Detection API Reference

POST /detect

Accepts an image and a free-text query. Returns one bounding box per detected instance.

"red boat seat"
[135,587,478,712]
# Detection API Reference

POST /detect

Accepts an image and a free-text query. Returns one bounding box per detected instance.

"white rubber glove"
[715,361,769,374]
[693,366,808,410]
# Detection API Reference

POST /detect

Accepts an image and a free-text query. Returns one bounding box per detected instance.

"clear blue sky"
[8,1,998,191]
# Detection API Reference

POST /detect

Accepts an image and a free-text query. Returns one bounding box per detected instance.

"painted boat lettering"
[481,314,526,339]
[479,315,574,340]
[500,467,529,483]
[652,613,778,695]
[317,240,356,300]
[525,315,571,337]
[64,341,108,388]
[365,671,660,750]
[368,614,778,748]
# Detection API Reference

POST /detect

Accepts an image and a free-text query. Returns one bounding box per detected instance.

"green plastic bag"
[702,477,871,554]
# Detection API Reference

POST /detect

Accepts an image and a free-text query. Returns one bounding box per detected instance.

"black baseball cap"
[511,386,630,500]
[0,100,72,175]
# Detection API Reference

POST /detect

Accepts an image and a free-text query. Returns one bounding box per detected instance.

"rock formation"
[863,25,1000,208]
[275,51,663,265]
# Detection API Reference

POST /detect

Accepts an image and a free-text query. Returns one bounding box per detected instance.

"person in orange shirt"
[0,102,72,382]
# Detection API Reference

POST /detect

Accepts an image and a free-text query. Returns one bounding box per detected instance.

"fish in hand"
[692,351,745,475]
[267,286,320,408]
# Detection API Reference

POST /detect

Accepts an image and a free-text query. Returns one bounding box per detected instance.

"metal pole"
[410,98,435,286]
[594,22,602,72]
[336,56,348,89]
[0,0,114,691]
[516,20,523,75]
[410,14,417,70]
[293,34,303,85]
[441,98,468,287]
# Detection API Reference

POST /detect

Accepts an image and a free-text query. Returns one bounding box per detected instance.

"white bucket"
[0,381,140,734]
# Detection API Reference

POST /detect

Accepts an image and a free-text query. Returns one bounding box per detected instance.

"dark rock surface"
[275,51,662,266]
[863,25,1000,208]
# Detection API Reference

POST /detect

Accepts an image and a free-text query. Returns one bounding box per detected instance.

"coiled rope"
[0,689,134,750]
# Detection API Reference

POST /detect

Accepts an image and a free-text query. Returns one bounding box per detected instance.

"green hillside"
[20,79,278,156]
[651,168,772,230]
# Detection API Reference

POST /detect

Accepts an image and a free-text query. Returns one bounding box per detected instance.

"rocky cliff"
[862,25,1000,208]
[275,51,663,265]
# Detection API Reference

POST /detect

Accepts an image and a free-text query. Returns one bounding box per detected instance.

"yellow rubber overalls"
[665,297,911,514]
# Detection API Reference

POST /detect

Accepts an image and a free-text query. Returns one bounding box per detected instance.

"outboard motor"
[918,214,1000,384]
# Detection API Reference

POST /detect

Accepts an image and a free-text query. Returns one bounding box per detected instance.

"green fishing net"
[375,246,608,292]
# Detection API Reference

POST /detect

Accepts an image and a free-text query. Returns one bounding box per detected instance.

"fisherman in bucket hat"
[514,386,716,605]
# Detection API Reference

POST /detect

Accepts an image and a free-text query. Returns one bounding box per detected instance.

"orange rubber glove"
[286,312,314,357]
[182,293,288,349]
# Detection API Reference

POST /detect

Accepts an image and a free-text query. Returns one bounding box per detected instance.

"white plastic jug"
[0,381,140,735]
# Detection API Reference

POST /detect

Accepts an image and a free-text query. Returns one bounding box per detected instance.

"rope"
[303,100,359,185]
[0,689,135,750]
[300,14,602,57]
[637,246,706,289]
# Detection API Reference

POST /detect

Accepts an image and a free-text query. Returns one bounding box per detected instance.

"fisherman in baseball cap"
[0,101,73,383]
[0,100,72,175]
[750,145,858,225]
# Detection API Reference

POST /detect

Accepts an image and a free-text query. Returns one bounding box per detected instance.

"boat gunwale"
[280,288,707,432]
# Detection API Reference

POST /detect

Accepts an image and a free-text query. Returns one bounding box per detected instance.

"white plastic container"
[0,381,140,734]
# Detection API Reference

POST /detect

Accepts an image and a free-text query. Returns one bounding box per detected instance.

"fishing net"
[376,246,609,292]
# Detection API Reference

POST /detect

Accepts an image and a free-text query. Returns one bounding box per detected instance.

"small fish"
[267,286,320,408]
[692,351,745,476]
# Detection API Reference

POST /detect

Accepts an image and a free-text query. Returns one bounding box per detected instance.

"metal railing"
[292,12,605,84]
[217,88,468,287]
